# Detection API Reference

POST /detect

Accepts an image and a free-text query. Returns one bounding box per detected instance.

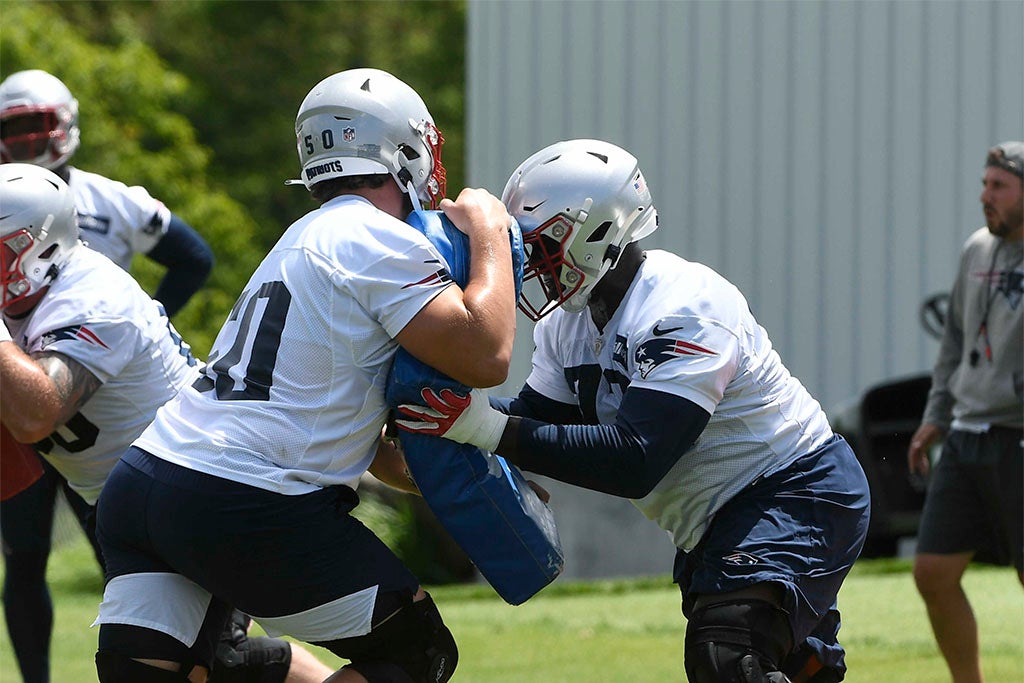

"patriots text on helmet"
[304,160,346,181]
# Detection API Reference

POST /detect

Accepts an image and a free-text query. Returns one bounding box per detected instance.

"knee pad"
[95,651,192,682]
[685,599,794,683]
[209,611,291,683]
[325,593,458,683]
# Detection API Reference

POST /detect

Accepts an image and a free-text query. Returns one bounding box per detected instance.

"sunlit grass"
[2,533,1022,682]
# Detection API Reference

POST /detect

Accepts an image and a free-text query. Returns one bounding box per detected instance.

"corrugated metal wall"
[470,0,1022,412]
[466,0,1023,579]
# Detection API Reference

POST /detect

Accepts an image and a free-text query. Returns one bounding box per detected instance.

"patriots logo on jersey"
[40,325,110,350]
[402,259,453,289]
[635,335,715,379]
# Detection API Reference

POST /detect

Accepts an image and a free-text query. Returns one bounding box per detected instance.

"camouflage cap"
[986,141,1024,178]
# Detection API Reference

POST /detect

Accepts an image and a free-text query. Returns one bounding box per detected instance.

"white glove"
[0,318,12,344]
[396,387,509,453]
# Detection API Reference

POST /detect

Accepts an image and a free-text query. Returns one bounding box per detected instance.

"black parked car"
[829,294,947,557]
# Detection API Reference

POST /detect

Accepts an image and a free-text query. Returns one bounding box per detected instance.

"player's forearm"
[498,388,709,499]
[369,436,421,495]
[0,345,65,442]
[498,417,664,498]
[147,213,214,316]
[491,385,586,424]
[153,265,210,317]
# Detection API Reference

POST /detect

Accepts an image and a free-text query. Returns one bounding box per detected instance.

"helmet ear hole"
[399,144,421,161]
[586,221,613,244]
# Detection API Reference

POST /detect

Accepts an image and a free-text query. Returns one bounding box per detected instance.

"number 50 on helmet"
[501,139,658,321]
[290,68,446,211]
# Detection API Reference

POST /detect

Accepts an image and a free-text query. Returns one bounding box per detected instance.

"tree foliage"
[1,0,467,358]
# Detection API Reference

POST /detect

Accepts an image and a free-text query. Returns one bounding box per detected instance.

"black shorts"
[95,447,420,663]
[673,435,870,676]
[916,427,1024,571]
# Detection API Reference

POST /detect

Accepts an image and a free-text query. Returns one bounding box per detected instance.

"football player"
[91,68,516,683]
[0,164,332,683]
[0,68,220,683]
[0,69,213,317]
[398,139,872,683]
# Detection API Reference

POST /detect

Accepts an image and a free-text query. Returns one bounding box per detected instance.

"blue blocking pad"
[386,210,563,605]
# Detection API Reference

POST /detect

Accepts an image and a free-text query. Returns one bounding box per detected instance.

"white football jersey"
[3,248,197,504]
[525,250,833,550]
[136,195,453,494]
[68,167,171,270]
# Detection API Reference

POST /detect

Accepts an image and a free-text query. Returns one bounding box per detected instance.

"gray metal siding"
[467,0,1022,578]
[469,0,1023,411]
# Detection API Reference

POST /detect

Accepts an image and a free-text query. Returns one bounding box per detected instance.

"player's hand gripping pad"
[386,210,563,605]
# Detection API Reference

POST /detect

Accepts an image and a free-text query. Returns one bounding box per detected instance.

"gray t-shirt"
[923,227,1023,431]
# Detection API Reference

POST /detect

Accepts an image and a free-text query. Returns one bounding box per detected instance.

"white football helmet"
[0,163,79,310]
[501,139,658,320]
[291,68,446,210]
[0,70,81,170]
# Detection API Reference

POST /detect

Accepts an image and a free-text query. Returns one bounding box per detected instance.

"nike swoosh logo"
[652,324,684,336]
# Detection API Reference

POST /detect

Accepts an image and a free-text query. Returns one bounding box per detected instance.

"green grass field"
[1,533,1022,682]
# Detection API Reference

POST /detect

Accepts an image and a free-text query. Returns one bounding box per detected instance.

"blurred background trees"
[1,0,470,580]
[1,0,467,357]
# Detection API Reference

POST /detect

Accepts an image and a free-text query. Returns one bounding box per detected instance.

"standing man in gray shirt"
[907,140,1023,683]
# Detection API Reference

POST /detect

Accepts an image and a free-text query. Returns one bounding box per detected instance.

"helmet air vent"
[586,221,612,243]
[399,144,420,161]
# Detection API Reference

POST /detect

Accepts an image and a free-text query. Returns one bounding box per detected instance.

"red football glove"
[396,387,508,453]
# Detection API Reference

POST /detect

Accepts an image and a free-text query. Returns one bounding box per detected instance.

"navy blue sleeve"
[507,386,710,498]
[490,383,587,424]
[145,213,214,317]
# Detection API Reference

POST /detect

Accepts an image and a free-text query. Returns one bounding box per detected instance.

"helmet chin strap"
[405,179,424,212]
[395,163,424,212]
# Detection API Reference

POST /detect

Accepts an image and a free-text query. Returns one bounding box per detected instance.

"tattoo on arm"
[32,351,102,429]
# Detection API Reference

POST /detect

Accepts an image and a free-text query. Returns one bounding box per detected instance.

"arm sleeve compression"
[491,383,586,424]
[504,385,710,498]
[146,213,214,317]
